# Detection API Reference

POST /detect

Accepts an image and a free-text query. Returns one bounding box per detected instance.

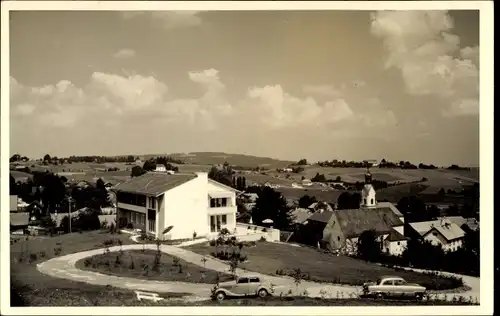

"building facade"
[114,172,238,240]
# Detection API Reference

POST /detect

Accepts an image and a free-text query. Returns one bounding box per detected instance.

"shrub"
[115,255,121,267]
[126,222,133,229]
[259,236,267,242]
[53,247,62,256]
[209,240,216,247]
[129,259,135,270]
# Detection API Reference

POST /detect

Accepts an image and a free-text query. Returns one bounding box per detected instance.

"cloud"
[302,84,341,97]
[370,11,479,117]
[10,69,395,141]
[120,11,202,31]
[113,48,136,59]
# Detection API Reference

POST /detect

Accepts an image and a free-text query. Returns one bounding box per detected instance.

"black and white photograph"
[1,1,493,315]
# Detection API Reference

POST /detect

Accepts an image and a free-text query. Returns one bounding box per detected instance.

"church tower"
[360,167,377,208]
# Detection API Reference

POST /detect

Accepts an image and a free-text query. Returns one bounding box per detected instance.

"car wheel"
[215,291,226,302]
[415,293,423,301]
[376,293,385,300]
[258,289,269,298]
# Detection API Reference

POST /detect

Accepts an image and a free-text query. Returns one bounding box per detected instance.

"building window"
[397,242,400,245]
[148,197,156,209]
[210,198,229,208]
[221,214,227,225]
[370,198,374,205]
[337,236,341,242]
[363,198,367,205]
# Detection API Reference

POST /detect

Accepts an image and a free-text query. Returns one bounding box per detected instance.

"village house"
[155,164,167,172]
[307,201,335,213]
[298,170,407,256]
[408,218,466,252]
[10,195,30,234]
[113,172,239,240]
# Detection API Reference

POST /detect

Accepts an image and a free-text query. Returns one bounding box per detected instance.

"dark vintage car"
[211,275,275,301]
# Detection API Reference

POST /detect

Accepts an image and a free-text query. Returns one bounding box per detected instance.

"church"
[302,169,408,256]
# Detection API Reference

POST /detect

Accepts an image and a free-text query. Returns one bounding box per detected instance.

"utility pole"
[68,196,72,234]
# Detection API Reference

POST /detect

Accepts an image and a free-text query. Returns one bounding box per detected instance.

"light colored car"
[362,276,427,300]
[211,275,275,301]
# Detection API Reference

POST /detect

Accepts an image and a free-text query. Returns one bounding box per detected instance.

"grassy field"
[277,187,345,203]
[75,249,233,284]
[199,296,475,306]
[10,231,140,306]
[10,284,474,306]
[186,242,462,290]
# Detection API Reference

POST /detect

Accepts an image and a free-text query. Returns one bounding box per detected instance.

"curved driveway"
[36,243,480,302]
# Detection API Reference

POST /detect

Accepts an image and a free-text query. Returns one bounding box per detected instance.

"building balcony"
[208,205,237,216]
[117,202,147,213]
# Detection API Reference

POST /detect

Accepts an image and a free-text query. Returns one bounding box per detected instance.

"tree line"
[10,171,112,216]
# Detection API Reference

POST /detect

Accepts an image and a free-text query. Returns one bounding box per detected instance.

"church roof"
[325,207,403,239]
[375,202,403,217]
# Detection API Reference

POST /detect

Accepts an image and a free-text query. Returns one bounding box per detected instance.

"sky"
[9,10,480,166]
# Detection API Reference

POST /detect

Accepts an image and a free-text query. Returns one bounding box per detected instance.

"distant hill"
[139,152,295,169]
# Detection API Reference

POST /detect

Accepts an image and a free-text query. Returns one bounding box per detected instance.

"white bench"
[134,291,164,302]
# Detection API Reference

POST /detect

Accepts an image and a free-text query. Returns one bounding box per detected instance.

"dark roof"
[10,170,33,181]
[386,229,407,242]
[11,212,30,227]
[10,195,18,211]
[308,210,335,223]
[113,172,197,196]
[333,207,404,239]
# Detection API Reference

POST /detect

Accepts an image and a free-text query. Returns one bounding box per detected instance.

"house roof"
[10,170,33,180]
[332,207,404,239]
[291,208,312,224]
[437,216,467,228]
[207,178,241,193]
[10,195,18,211]
[308,210,335,223]
[386,229,407,242]
[410,219,465,241]
[113,172,196,196]
[375,202,403,217]
[10,212,29,227]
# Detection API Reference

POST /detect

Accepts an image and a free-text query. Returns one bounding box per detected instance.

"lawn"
[199,296,475,306]
[75,249,234,284]
[9,230,170,306]
[186,242,462,290]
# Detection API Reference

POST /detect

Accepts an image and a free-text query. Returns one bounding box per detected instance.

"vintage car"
[211,275,275,301]
[362,276,427,300]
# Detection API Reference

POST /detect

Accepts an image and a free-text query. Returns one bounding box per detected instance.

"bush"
[126,222,133,229]
[259,236,267,242]
[29,253,38,263]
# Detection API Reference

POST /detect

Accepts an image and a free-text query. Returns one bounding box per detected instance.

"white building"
[409,219,466,252]
[114,172,239,240]
[155,164,167,172]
